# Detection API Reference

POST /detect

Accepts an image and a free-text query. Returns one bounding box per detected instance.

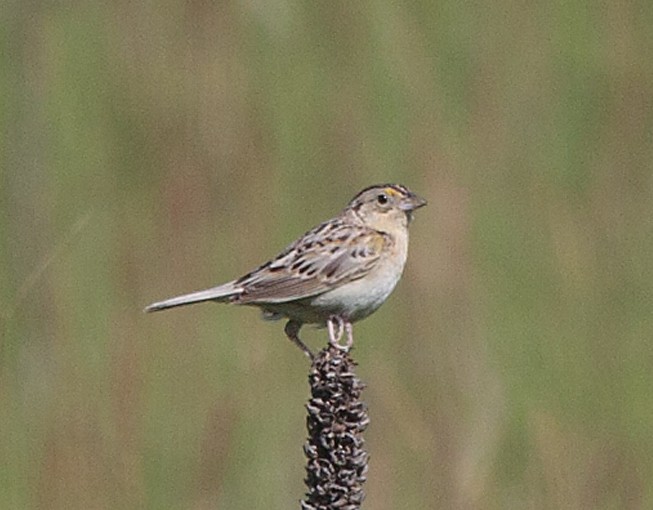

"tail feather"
[144,284,241,313]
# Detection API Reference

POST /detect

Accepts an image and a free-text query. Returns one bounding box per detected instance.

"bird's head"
[347,183,427,230]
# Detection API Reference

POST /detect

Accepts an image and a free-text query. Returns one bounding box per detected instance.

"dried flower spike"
[302,345,369,510]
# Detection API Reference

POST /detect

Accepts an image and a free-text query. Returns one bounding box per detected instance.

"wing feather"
[235,221,390,304]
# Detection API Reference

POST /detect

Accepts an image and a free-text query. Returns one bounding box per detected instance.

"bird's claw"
[327,316,354,351]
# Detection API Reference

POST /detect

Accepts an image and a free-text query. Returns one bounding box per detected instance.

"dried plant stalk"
[301,345,369,510]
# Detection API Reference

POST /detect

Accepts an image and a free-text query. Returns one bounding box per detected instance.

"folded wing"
[235,222,390,304]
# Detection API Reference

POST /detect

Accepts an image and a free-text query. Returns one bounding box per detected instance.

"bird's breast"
[310,230,409,322]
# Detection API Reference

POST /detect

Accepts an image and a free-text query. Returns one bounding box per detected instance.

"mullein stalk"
[301,345,369,510]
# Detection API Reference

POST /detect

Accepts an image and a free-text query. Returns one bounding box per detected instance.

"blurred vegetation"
[2,1,653,509]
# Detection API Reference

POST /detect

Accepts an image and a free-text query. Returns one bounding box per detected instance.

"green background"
[2,2,653,508]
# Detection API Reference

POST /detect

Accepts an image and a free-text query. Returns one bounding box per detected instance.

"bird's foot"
[327,316,353,351]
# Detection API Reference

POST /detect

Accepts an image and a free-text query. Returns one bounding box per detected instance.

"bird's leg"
[327,318,336,344]
[327,316,352,351]
[327,316,344,343]
[284,321,314,359]
[344,320,354,349]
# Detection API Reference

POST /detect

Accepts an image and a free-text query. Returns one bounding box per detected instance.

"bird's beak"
[399,193,427,223]
[399,193,427,212]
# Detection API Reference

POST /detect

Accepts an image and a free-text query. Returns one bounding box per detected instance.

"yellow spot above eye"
[384,187,400,197]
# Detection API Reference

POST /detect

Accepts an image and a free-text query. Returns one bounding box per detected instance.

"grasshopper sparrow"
[145,184,426,358]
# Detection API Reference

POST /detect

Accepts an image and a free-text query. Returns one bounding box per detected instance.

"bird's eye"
[377,193,388,205]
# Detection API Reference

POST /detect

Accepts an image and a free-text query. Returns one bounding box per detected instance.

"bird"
[145,183,426,358]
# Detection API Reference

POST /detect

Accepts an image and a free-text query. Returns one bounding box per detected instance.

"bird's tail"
[144,283,241,313]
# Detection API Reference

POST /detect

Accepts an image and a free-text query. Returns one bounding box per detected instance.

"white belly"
[258,229,410,325]
[309,231,409,322]
[309,269,400,321]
